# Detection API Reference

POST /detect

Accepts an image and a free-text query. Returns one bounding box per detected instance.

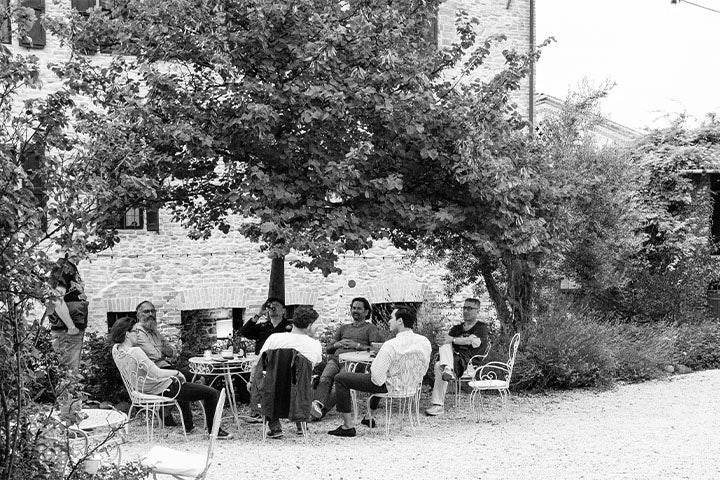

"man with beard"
[134,300,194,427]
[310,297,385,420]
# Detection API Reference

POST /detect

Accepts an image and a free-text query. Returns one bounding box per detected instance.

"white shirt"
[259,332,323,365]
[370,330,431,386]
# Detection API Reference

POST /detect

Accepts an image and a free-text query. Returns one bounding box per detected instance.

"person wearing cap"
[240,297,293,354]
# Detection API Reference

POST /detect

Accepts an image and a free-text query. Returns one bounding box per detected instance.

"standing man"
[425,297,490,416]
[328,307,431,437]
[134,300,193,427]
[240,297,293,354]
[46,254,88,373]
[311,297,386,419]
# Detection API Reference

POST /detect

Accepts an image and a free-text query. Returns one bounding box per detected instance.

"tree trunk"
[478,259,513,332]
[268,256,285,304]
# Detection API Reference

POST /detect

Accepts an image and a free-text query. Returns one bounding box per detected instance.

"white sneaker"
[310,400,324,419]
[462,364,477,379]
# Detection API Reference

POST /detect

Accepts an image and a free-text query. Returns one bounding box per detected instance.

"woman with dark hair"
[110,317,231,438]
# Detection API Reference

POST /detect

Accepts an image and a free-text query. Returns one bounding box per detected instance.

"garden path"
[121,369,720,479]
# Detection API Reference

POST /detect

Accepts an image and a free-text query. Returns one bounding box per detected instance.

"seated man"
[327,307,431,437]
[311,297,385,419]
[240,297,293,354]
[425,297,490,416]
[249,306,322,439]
[133,300,194,426]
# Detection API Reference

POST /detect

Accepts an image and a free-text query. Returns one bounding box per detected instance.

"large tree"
[50,0,558,330]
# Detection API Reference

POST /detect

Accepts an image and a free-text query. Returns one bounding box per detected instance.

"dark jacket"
[241,318,293,354]
[250,348,313,422]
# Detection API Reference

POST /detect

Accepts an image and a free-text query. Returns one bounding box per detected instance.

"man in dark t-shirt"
[46,255,88,373]
[425,298,490,416]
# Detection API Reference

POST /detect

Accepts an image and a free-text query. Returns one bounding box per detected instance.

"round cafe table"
[188,354,258,431]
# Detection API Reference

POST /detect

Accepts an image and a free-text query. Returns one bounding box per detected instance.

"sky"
[536,0,720,131]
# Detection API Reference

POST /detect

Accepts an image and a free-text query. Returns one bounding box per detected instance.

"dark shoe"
[184,425,196,434]
[164,416,178,427]
[296,425,305,436]
[327,425,356,437]
[216,428,233,439]
[267,429,284,439]
[441,367,456,382]
[360,417,377,428]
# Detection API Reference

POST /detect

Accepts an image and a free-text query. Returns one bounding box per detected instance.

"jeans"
[313,357,341,409]
[334,372,387,414]
[51,329,85,373]
[163,380,220,433]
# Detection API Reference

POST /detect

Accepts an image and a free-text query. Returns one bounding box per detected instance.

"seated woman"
[110,317,231,438]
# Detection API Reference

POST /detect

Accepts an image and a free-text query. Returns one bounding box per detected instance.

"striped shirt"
[370,330,431,387]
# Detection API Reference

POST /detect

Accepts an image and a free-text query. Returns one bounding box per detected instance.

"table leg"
[224,373,242,431]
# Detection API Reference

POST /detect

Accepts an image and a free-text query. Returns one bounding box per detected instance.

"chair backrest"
[112,345,170,399]
[201,388,226,477]
[505,333,521,381]
[385,350,429,397]
[112,345,141,397]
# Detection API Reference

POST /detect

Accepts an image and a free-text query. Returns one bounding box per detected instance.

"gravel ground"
[121,369,720,479]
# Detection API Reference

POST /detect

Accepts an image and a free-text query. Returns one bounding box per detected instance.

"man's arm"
[370,343,393,386]
[47,287,80,335]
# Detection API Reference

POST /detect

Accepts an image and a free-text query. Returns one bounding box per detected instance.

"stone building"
[4,0,535,340]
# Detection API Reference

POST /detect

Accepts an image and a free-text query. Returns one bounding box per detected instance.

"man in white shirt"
[328,307,431,437]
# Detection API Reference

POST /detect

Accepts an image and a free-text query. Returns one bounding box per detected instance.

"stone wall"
[438,0,534,118]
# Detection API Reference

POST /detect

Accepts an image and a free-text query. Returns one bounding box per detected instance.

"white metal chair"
[142,389,226,480]
[366,350,429,436]
[453,341,492,407]
[468,333,520,421]
[112,345,190,441]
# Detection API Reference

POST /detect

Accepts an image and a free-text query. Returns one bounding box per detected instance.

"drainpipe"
[529,0,535,130]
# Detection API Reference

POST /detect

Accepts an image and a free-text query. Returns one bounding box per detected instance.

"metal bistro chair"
[468,333,520,421]
[112,345,198,441]
[366,350,429,436]
[142,388,227,480]
[453,341,491,408]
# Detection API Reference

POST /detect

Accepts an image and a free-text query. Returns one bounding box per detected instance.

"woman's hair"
[109,317,135,344]
[292,306,319,329]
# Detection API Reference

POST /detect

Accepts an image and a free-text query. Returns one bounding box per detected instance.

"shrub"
[80,332,126,404]
[672,321,720,370]
[512,307,672,391]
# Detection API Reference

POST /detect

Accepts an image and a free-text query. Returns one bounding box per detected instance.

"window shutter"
[1,0,10,44]
[146,205,160,232]
[71,0,97,13]
[19,0,45,49]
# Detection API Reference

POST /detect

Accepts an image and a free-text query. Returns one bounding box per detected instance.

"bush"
[80,332,126,404]
[672,321,720,370]
[512,307,672,391]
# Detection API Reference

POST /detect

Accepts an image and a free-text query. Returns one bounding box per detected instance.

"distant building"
[535,92,642,146]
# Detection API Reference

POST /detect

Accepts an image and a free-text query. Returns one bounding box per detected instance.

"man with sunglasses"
[240,297,293,355]
[425,297,490,416]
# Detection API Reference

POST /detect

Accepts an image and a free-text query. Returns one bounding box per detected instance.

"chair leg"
[175,402,187,439]
[350,389,358,425]
[470,389,482,423]
[261,417,268,442]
